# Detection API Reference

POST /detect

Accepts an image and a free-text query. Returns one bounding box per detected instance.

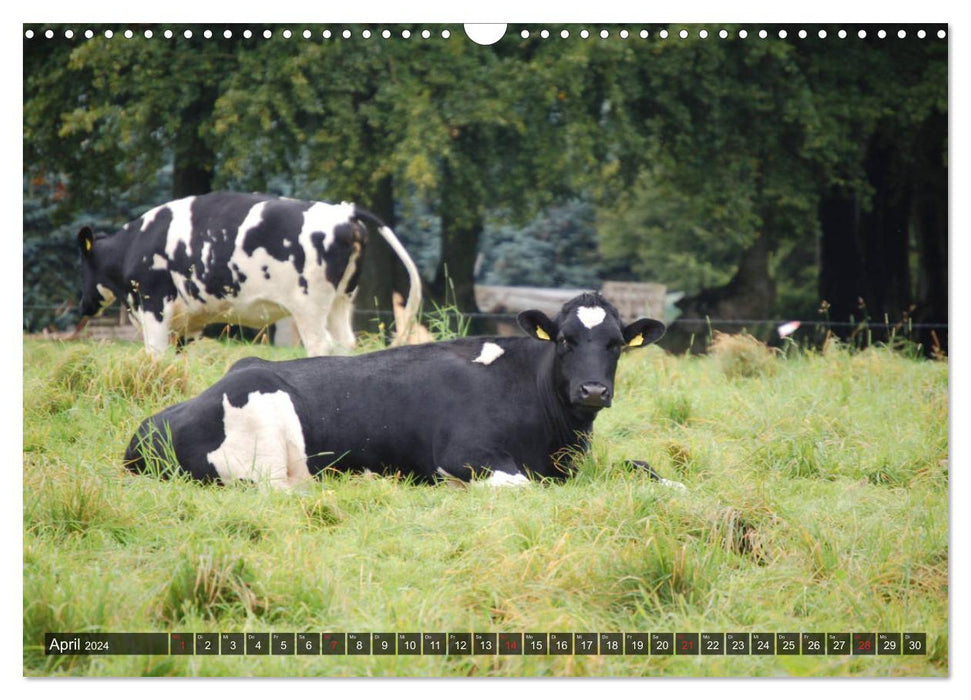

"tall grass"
[22,335,948,676]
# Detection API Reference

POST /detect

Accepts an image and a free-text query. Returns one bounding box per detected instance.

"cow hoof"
[657,477,688,491]
[622,459,687,490]
[435,467,469,488]
[480,471,530,487]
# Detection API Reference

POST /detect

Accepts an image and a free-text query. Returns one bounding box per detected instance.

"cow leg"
[287,289,341,356]
[326,294,357,351]
[137,307,172,355]
[174,332,202,354]
[283,437,314,489]
[290,313,336,357]
[478,468,530,487]
[436,456,530,488]
[622,459,688,490]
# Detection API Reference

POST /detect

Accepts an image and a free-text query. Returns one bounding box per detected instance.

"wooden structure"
[84,307,139,342]
[475,282,667,326]
[600,281,667,323]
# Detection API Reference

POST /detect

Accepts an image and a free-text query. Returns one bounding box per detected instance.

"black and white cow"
[124,293,668,487]
[77,191,422,355]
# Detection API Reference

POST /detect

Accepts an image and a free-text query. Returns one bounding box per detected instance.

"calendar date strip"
[45,632,927,656]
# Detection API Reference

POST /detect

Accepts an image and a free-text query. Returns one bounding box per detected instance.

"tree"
[803,34,947,351]
[23,24,947,352]
[478,199,602,289]
[594,32,823,323]
[211,30,577,319]
[593,27,946,353]
[24,27,244,211]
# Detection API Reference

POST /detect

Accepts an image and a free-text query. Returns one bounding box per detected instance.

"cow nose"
[579,382,611,407]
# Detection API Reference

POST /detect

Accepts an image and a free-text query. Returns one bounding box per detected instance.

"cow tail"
[353,208,423,346]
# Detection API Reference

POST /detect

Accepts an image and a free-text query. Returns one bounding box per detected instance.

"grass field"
[22,332,948,677]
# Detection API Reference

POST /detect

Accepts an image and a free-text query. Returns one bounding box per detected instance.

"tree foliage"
[479,200,602,289]
[592,27,946,336]
[23,24,947,350]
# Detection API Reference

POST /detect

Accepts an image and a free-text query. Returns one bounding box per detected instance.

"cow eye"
[559,336,575,348]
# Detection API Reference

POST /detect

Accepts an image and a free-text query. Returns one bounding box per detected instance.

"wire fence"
[22,304,948,330]
[22,304,949,331]
[24,304,948,358]
[351,309,948,332]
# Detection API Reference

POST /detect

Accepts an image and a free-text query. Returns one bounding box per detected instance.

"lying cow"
[124,293,667,487]
[77,191,422,355]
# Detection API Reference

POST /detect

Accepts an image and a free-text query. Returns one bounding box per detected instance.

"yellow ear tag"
[84,238,92,252]
[627,333,644,347]
[536,326,551,341]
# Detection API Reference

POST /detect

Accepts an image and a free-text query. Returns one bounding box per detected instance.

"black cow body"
[77,191,421,356]
[124,294,666,487]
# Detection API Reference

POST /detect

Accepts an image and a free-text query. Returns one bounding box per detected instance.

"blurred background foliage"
[23,24,947,352]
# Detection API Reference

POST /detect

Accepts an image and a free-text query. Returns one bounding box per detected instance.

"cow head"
[518,293,665,416]
[77,226,117,318]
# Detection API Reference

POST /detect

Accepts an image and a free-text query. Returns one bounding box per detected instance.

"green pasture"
[22,334,948,676]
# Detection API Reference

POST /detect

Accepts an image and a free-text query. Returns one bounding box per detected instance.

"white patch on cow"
[658,477,688,491]
[137,307,171,355]
[150,254,168,271]
[206,390,312,489]
[300,202,357,257]
[482,471,530,487]
[199,240,212,274]
[126,296,140,327]
[161,196,197,260]
[472,342,505,365]
[95,284,116,314]
[237,201,268,241]
[139,204,164,232]
[576,305,607,329]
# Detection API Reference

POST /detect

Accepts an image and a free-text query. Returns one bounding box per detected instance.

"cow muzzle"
[577,382,612,409]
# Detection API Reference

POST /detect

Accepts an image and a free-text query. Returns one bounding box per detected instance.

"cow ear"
[517,310,557,342]
[623,318,666,348]
[78,227,95,257]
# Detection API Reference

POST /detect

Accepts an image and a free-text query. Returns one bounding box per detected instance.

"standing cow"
[77,191,422,355]
[124,293,667,488]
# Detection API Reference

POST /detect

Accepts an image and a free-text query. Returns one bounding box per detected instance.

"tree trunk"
[178,85,231,342]
[819,125,915,345]
[661,233,775,354]
[353,175,400,336]
[432,155,487,332]
[434,216,481,313]
[818,186,864,331]
[172,87,216,198]
[912,109,948,355]
[859,128,913,323]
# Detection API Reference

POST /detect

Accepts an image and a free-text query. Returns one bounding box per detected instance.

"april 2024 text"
[44,632,926,656]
